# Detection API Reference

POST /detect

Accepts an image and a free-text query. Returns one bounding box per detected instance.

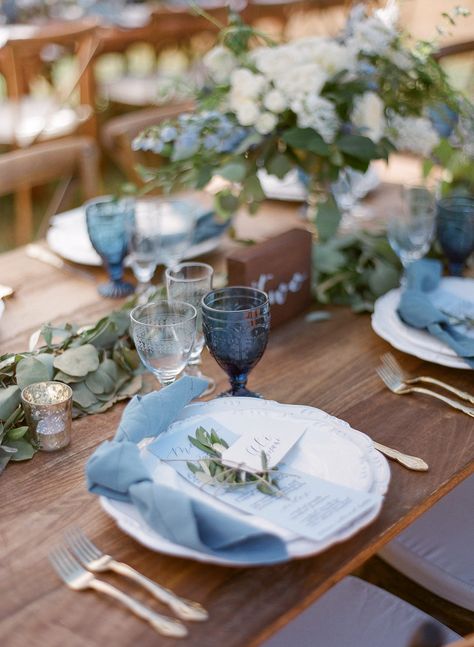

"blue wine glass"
[202,287,270,398]
[437,196,474,276]
[85,196,135,298]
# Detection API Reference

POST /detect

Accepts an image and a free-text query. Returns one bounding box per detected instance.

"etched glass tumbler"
[437,196,474,276]
[130,300,197,387]
[202,287,270,398]
[166,262,215,395]
[85,196,134,298]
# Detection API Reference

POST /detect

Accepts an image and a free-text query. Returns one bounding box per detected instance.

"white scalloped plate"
[101,398,390,567]
[47,207,225,267]
[372,278,474,370]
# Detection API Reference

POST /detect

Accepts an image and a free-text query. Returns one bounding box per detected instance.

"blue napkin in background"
[86,377,288,565]
[192,211,231,245]
[398,259,474,368]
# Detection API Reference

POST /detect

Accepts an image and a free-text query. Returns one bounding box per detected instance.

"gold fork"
[377,364,474,418]
[382,353,474,405]
[49,545,188,637]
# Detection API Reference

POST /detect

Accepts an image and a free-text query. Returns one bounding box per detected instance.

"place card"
[220,424,306,472]
[149,418,381,543]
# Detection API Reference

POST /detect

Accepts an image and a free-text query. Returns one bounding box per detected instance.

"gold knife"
[26,244,97,283]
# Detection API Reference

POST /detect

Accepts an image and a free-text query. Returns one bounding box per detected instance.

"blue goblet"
[85,196,135,298]
[436,196,474,276]
[202,287,270,398]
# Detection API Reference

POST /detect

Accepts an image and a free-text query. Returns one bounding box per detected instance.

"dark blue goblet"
[202,287,270,398]
[436,196,474,276]
[85,196,135,298]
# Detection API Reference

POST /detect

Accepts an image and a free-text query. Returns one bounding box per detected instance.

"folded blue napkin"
[86,377,288,564]
[192,211,231,245]
[398,259,474,367]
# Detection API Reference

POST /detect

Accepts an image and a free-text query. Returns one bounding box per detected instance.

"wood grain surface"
[0,196,473,647]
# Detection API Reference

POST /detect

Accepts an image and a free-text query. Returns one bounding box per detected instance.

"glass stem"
[448,261,464,277]
[230,373,248,396]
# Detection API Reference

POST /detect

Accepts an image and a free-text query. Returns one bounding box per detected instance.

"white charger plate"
[47,207,225,267]
[372,278,474,370]
[101,398,390,567]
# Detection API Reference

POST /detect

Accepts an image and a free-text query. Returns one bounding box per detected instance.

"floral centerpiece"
[133,3,473,308]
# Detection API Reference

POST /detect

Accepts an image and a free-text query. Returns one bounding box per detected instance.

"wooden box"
[226,228,313,328]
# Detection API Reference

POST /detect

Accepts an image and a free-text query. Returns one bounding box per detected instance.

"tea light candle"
[21,381,72,452]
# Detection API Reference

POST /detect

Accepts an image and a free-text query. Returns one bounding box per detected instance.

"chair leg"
[14,187,33,245]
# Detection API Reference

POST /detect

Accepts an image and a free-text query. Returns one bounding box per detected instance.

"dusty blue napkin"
[86,377,288,564]
[398,259,474,367]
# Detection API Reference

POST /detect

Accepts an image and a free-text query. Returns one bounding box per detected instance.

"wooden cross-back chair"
[0,19,100,245]
[0,18,99,144]
[0,137,100,245]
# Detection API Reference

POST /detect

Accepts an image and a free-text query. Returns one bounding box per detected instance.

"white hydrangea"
[351,92,386,142]
[274,63,328,104]
[348,14,396,56]
[292,95,340,143]
[291,37,354,76]
[251,45,297,81]
[389,113,440,157]
[235,98,260,126]
[230,68,267,100]
[255,111,278,135]
[385,46,414,71]
[203,46,237,85]
[263,88,287,114]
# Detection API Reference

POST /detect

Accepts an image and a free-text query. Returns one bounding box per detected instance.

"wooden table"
[0,199,473,647]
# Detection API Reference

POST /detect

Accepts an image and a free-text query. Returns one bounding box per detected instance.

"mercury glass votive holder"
[21,381,72,452]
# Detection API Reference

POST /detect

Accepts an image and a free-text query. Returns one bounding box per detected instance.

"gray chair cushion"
[380,475,474,611]
[263,576,459,647]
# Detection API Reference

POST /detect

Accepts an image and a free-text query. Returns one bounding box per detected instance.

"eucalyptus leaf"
[54,344,99,377]
[9,439,36,461]
[16,356,53,390]
[219,161,247,183]
[71,382,99,409]
[6,426,29,441]
[53,370,84,384]
[0,385,21,421]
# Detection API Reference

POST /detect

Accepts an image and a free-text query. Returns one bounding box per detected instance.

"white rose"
[235,99,260,126]
[203,46,237,85]
[263,89,287,113]
[255,111,278,135]
[351,92,385,142]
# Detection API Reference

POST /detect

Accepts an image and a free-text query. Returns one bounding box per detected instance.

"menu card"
[149,417,382,543]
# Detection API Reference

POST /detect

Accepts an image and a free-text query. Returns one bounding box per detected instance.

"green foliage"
[0,291,165,475]
[313,233,402,313]
[185,426,280,495]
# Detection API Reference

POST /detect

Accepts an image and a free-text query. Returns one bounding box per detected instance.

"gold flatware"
[377,364,474,418]
[372,441,429,471]
[65,527,208,622]
[49,546,187,638]
[0,284,14,299]
[382,353,474,405]
[26,244,96,283]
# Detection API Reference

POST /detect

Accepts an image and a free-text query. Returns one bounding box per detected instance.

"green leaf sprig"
[186,426,280,496]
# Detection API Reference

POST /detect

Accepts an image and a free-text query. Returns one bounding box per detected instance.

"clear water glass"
[387,185,436,283]
[166,262,215,395]
[128,198,162,294]
[202,287,271,398]
[436,196,474,276]
[153,198,197,269]
[130,300,197,387]
[85,196,134,298]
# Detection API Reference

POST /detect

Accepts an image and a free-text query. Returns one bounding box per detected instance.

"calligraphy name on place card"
[226,228,313,327]
[221,425,306,473]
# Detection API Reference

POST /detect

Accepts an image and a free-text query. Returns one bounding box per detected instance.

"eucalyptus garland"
[0,294,157,474]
